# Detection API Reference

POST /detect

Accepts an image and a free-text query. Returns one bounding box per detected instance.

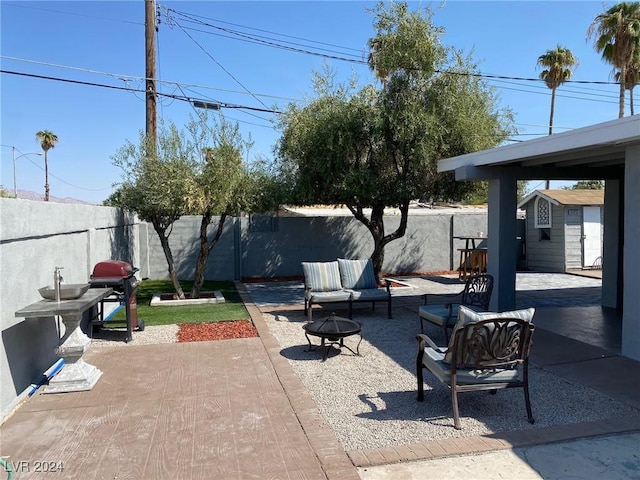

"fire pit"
[89,260,143,342]
[303,314,362,361]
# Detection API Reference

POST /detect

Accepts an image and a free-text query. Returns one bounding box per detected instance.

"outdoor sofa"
[302,258,392,321]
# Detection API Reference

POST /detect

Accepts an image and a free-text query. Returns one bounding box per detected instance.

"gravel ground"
[263,306,639,451]
[89,324,178,347]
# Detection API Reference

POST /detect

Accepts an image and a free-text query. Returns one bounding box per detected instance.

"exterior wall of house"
[524,202,566,272]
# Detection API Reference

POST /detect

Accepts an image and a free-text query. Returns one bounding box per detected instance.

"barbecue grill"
[89,260,143,342]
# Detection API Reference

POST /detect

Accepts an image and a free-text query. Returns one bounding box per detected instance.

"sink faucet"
[54,267,64,303]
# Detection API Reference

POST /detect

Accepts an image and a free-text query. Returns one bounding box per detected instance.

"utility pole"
[145,0,157,144]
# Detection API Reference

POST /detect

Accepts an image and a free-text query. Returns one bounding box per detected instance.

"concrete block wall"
[0,199,139,422]
[1,201,488,423]
[142,211,489,281]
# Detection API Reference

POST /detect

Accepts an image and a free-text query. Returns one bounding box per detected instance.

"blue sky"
[1,1,634,204]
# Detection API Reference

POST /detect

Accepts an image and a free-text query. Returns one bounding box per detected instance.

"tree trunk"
[44,150,50,201]
[630,87,635,116]
[548,87,556,136]
[369,204,386,281]
[347,199,410,282]
[191,212,228,298]
[152,221,184,299]
[619,66,626,119]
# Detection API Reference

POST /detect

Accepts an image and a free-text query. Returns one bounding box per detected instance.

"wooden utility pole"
[145,0,157,143]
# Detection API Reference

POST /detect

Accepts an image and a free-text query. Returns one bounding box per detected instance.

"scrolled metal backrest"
[452,317,535,369]
[461,274,494,311]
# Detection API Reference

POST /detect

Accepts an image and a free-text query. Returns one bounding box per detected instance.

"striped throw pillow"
[337,258,378,290]
[302,261,343,292]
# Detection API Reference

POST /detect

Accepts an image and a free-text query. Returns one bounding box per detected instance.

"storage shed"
[517,189,604,272]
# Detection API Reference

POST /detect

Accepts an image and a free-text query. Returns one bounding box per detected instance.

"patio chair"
[416,305,536,429]
[302,261,352,322]
[337,258,392,319]
[419,274,493,341]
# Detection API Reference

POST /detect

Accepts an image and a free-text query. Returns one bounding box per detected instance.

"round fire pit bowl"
[302,314,362,361]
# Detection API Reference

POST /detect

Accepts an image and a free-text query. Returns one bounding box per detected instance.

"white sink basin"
[38,284,90,301]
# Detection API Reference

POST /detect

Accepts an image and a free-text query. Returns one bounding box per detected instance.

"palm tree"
[587,2,640,118]
[537,45,578,136]
[35,130,58,201]
[614,50,640,115]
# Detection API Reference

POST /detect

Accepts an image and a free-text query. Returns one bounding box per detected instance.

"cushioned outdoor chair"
[302,259,392,322]
[337,258,392,319]
[302,261,352,322]
[419,274,493,341]
[416,305,536,429]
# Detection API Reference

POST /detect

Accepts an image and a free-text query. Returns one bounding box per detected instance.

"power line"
[165,10,366,64]
[3,1,144,26]
[164,7,364,55]
[0,69,283,114]
[1,55,299,102]
[163,7,623,86]
[171,20,272,111]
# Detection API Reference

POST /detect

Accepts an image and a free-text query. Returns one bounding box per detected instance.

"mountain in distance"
[15,189,93,205]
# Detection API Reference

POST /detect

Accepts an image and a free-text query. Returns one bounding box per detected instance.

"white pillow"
[443,305,535,364]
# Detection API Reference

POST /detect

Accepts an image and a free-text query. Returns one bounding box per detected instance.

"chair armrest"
[423,292,463,306]
[416,333,447,353]
[383,278,391,295]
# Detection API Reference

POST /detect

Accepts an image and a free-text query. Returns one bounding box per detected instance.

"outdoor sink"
[38,284,90,301]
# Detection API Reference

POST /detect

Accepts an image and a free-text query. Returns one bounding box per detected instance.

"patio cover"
[436,115,640,361]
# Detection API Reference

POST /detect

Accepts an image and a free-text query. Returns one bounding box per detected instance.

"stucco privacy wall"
[0,199,139,422]
[143,212,489,281]
[1,202,487,422]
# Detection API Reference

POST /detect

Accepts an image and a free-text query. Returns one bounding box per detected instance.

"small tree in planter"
[109,121,197,299]
[109,115,283,299]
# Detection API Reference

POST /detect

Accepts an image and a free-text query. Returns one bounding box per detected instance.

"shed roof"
[517,189,604,209]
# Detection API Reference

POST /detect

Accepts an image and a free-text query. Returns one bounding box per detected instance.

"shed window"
[534,197,552,228]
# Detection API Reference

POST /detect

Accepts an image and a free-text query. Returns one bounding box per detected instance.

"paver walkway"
[1,273,639,480]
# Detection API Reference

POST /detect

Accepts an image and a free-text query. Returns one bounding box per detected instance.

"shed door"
[582,206,602,268]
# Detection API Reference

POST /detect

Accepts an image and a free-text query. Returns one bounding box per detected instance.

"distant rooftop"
[279,202,488,217]
[518,189,604,209]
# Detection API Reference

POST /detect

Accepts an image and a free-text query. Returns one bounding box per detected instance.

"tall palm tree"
[35,130,58,201]
[537,45,578,136]
[615,50,640,115]
[587,1,640,118]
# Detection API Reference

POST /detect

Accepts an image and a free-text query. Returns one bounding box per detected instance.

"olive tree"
[185,112,281,297]
[109,121,197,298]
[109,115,282,298]
[276,2,513,278]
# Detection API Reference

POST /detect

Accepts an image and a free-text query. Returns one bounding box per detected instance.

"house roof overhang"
[438,115,640,181]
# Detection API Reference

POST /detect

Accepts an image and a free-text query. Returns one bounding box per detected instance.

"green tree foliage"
[536,46,578,135]
[108,121,197,298]
[108,116,281,298]
[587,1,640,118]
[35,130,58,201]
[0,186,16,198]
[565,180,605,190]
[275,2,513,277]
[185,112,281,297]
